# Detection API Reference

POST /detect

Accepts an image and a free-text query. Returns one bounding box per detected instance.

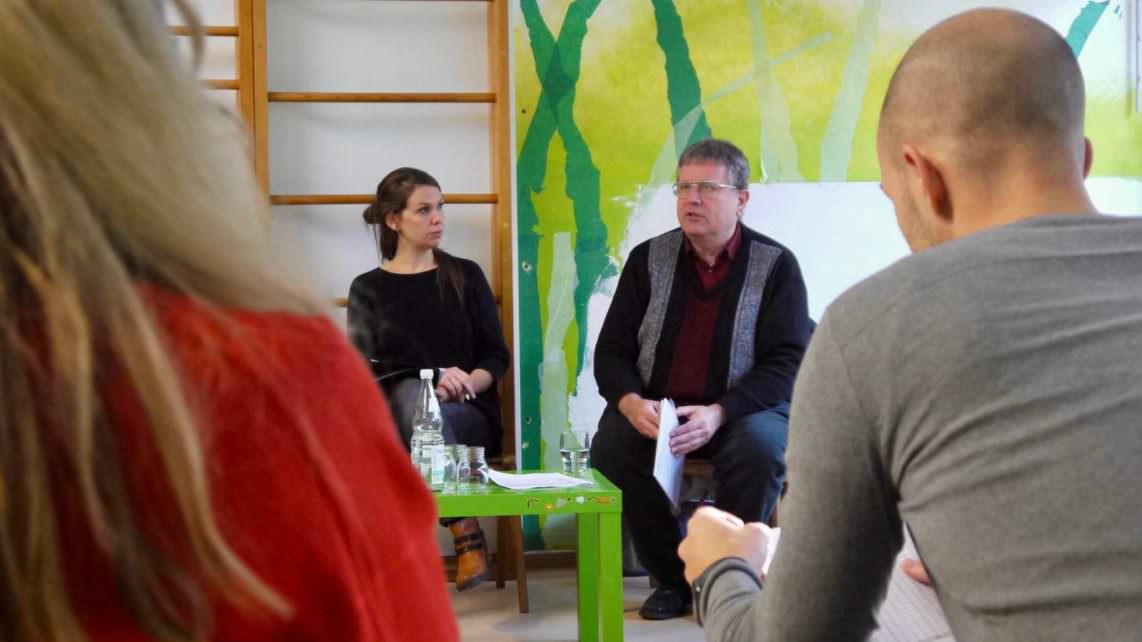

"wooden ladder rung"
[270,193,497,206]
[170,26,240,37]
[204,79,240,90]
[268,92,495,104]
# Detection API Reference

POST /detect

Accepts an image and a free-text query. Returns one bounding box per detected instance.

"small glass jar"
[466,446,489,485]
[442,444,465,490]
[455,450,471,489]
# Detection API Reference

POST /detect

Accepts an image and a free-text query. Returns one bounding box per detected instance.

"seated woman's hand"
[437,367,476,403]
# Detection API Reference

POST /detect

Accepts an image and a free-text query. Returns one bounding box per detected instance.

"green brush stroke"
[517,0,602,548]
[523,0,609,391]
[541,233,577,471]
[1065,1,1109,57]
[516,0,554,477]
[820,0,880,182]
[632,31,832,234]
[515,1,555,549]
[645,33,833,192]
[748,0,803,182]
[652,0,712,152]
[554,57,611,395]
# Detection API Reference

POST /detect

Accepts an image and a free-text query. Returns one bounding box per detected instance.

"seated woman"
[348,167,510,591]
[0,2,458,640]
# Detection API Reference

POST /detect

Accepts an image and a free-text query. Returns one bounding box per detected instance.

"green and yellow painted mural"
[513,0,1141,547]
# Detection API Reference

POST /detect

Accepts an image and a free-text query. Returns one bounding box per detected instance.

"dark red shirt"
[689,223,743,290]
[665,224,742,405]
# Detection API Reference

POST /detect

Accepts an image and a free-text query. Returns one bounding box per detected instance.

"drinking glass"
[559,430,591,475]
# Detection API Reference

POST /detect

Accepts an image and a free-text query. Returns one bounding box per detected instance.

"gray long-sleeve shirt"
[700,213,1142,641]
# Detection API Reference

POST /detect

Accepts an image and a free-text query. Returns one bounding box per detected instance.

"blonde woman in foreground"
[0,1,458,640]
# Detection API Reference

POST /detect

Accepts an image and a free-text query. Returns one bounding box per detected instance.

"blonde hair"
[0,1,318,640]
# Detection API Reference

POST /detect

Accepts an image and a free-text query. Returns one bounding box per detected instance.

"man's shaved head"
[880,9,1085,171]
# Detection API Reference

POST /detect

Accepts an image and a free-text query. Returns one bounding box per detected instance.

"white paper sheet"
[763,527,781,575]
[485,469,592,490]
[653,398,684,509]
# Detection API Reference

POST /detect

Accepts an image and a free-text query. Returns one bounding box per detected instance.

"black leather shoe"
[638,586,693,620]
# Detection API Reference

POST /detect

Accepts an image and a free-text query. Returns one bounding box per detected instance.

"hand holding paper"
[670,403,725,455]
[618,393,660,439]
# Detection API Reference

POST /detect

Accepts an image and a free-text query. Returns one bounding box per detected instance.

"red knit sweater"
[65,289,459,641]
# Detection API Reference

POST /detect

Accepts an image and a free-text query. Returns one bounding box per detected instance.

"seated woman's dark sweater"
[348,258,508,455]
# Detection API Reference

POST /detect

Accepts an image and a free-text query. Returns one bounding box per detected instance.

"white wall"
[266,1,496,330]
[180,0,499,328]
[168,1,241,108]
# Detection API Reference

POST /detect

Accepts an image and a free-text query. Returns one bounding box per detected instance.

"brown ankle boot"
[450,517,490,591]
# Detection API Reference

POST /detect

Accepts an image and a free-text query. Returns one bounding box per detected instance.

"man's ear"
[736,188,750,216]
[902,144,952,225]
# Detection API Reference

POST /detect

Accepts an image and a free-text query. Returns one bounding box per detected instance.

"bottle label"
[429,444,445,485]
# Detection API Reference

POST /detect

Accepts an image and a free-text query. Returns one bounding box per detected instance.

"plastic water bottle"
[410,369,445,490]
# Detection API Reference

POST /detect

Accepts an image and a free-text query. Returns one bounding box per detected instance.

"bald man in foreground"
[679,9,1142,641]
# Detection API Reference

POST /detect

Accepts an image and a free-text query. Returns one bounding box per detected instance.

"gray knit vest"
[635,229,782,390]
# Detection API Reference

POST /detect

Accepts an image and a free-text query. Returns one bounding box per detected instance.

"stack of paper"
[763,527,781,575]
[486,469,593,490]
[653,398,684,509]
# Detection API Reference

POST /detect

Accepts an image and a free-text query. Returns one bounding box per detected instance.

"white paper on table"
[485,468,592,490]
[653,398,684,509]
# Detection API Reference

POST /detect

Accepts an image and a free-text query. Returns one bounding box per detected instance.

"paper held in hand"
[653,398,685,509]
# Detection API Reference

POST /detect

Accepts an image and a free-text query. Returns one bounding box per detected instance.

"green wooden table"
[435,469,624,642]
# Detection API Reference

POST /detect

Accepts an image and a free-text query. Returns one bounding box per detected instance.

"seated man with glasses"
[590,138,812,620]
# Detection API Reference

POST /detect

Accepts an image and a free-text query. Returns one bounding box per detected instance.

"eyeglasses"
[671,181,741,197]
